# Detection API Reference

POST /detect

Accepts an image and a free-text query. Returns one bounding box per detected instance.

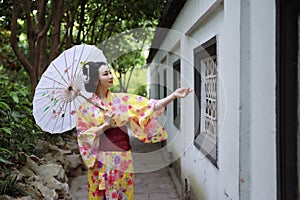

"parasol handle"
[78,93,105,111]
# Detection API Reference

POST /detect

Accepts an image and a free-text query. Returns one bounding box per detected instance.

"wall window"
[173,59,181,129]
[163,69,167,98]
[194,36,218,167]
[157,73,161,99]
[163,69,168,113]
[149,67,160,99]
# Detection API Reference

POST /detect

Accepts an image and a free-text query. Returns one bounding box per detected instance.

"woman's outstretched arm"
[153,87,193,111]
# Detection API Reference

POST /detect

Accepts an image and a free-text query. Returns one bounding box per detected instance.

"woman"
[76,61,192,199]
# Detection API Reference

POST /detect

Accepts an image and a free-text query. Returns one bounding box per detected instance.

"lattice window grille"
[202,55,217,144]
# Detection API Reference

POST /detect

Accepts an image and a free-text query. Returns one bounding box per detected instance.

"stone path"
[70,136,180,200]
[69,173,88,200]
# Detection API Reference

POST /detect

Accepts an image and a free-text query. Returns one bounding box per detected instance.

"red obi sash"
[99,126,132,151]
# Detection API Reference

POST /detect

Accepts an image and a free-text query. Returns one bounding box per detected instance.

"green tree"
[4,0,165,95]
[102,27,154,92]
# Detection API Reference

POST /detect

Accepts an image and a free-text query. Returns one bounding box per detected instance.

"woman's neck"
[95,85,108,99]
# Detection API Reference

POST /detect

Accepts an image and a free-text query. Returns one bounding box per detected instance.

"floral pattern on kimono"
[76,90,167,199]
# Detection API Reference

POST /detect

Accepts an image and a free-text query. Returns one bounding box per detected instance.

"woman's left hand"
[173,87,193,98]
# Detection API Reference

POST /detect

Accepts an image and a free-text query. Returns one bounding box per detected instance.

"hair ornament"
[84,64,90,83]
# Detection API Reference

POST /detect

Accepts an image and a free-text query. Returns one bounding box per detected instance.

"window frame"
[194,36,218,167]
[173,59,181,129]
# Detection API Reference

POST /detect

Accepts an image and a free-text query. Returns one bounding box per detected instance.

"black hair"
[83,61,107,93]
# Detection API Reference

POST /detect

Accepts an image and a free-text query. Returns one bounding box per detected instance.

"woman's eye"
[102,71,111,76]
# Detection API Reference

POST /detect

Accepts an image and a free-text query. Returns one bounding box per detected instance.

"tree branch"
[23,0,36,60]
[36,0,48,78]
[64,1,81,47]
[49,0,64,61]
[10,0,32,74]
[36,0,54,42]
[125,65,135,92]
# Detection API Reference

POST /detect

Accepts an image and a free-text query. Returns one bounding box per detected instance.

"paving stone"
[69,174,88,200]
[132,137,180,200]
[150,193,175,199]
[135,193,149,200]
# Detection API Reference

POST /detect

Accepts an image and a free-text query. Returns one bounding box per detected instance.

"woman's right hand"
[103,109,115,128]
[96,109,115,137]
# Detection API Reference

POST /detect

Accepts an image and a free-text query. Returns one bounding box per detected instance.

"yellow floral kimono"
[76,90,167,200]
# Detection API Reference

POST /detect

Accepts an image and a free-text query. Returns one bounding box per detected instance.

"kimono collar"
[90,89,112,109]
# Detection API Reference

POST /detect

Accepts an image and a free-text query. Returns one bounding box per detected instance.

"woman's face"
[98,65,114,88]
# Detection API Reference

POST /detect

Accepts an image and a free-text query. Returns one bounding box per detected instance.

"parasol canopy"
[33,44,106,133]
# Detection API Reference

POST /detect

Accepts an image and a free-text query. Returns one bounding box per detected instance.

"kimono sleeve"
[76,101,100,168]
[126,94,167,143]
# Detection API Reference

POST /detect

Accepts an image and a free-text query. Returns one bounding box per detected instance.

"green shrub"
[133,84,147,97]
[0,174,27,197]
[0,66,42,173]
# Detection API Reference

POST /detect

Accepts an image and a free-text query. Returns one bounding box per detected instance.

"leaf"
[22,118,28,124]
[0,127,12,135]
[12,93,19,104]
[0,147,12,154]
[0,102,10,111]
[0,157,13,165]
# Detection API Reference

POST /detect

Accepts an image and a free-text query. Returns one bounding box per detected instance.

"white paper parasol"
[33,44,106,133]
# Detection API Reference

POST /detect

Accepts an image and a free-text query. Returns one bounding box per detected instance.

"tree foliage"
[0,66,42,170]
[1,0,165,94]
[102,27,154,92]
[0,2,165,195]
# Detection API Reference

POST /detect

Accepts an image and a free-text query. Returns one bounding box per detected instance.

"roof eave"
[147,0,187,63]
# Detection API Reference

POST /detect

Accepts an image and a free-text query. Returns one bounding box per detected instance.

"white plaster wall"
[239,0,277,199]
[166,45,186,159]
[149,0,277,199]
[171,0,219,33]
[150,0,239,199]
[173,1,241,199]
[217,0,241,199]
[181,9,231,200]
[150,47,185,161]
